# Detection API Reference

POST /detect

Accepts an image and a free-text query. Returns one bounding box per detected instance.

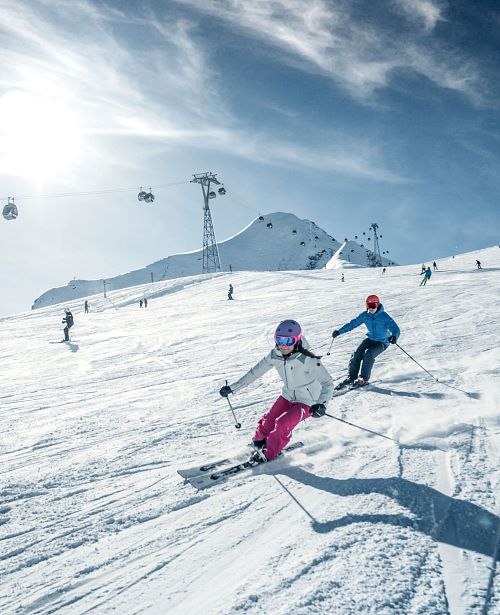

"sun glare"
[0,90,82,181]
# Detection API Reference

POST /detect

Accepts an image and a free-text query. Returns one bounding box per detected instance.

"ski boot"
[351,377,368,388]
[252,438,266,450]
[335,377,353,391]
[249,448,268,464]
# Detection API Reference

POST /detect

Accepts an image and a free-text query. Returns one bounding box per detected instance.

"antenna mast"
[191,172,226,273]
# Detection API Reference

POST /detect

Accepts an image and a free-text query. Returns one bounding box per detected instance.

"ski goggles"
[275,335,299,346]
[366,302,379,309]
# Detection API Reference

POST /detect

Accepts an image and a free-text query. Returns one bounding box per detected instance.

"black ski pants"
[348,338,386,381]
[64,324,73,341]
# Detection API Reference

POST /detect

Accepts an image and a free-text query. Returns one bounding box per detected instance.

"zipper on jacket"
[283,355,296,400]
[306,386,314,403]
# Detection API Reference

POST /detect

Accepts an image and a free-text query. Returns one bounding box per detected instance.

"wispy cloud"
[0,0,406,183]
[176,0,481,102]
[393,0,446,31]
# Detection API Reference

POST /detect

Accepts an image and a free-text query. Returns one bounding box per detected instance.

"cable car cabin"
[266,222,273,228]
[292,229,297,234]
[300,241,305,245]
[258,215,264,221]
[208,191,216,199]
[138,190,148,201]
[218,187,226,195]
[2,202,18,220]
[143,192,155,203]
[314,235,319,239]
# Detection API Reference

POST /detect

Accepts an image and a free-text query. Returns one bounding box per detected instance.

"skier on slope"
[420,267,432,286]
[331,294,400,388]
[62,308,74,342]
[219,320,334,464]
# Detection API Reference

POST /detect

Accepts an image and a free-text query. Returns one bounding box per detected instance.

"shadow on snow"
[276,467,499,559]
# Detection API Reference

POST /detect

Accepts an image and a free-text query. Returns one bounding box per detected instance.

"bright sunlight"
[0,90,82,181]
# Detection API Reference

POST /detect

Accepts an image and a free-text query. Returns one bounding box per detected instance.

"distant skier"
[341,274,345,282]
[476,260,482,269]
[144,298,148,308]
[420,267,432,286]
[382,268,386,274]
[331,294,400,388]
[62,308,74,342]
[433,261,438,271]
[219,320,334,463]
[228,284,234,300]
[229,264,233,273]
[139,299,143,308]
[84,300,89,313]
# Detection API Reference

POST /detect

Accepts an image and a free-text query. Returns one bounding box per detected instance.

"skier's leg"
[360,341,386,381]
[264,402,311,460]
[348,338,371,380]
[253,396,291,442]
[63,326,69,341]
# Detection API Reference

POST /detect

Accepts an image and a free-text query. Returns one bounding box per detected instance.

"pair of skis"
[178,441,304,490]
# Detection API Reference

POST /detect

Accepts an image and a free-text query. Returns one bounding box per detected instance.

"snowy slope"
[32,212,395,309]
[1,247,499,614]
[325,239,394,270]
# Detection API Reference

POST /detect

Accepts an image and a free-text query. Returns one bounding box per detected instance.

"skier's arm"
[338,313,365,335]
[384,313,400,339]
[229,352,274,394]
[312,360,334,403]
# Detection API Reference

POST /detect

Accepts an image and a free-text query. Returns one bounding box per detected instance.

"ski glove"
[310,403,326,418]
[219,385,232,397]
[332,330,340,339]
[388,335,397,344]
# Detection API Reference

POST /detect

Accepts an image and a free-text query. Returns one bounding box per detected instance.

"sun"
[0,90,82,182]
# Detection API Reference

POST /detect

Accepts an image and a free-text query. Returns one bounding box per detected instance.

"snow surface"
[32,212,395,310]
[1,246,499,614]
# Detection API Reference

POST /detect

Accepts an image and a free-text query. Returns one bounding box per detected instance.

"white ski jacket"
[229,338,334,406]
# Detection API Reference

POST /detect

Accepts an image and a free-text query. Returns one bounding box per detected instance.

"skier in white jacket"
[219,320,334,462]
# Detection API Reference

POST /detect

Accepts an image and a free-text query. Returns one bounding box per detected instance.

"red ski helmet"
[274,319,302,347]
[365,294,380,308]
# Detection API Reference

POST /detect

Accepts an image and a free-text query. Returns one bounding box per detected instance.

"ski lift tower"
[370,223,382,267]
[191,172,225,273]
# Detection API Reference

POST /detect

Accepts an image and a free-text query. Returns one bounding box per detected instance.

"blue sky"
[1,0,499,315]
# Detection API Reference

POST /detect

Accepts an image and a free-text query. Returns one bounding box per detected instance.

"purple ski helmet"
[274,319,302,347]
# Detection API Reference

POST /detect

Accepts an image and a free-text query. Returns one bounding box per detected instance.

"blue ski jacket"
[338,304,400,347]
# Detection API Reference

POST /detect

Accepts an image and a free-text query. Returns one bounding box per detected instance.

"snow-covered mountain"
[32,212,396,309]
[1,246,499,614]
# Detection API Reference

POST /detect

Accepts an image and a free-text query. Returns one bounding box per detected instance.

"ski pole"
[225,380,241,429]
[395,343,438,381]
[326,338,335,356]
[395,343,471,395]
[325,412,447,452]
[325,412,401,445]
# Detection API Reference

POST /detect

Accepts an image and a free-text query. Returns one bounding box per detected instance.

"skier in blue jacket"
[420,267,432,286]
[332,294,400,388]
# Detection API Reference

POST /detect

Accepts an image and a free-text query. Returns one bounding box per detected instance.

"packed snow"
[1,246,499,614]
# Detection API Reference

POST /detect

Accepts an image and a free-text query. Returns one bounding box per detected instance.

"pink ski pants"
[253,395,311,460]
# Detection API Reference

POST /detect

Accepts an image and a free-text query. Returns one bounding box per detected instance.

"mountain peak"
[32,212,396,309]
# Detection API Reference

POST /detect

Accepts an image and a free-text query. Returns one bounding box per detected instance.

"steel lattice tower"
[370,223,382,267]
[191,173,223,273]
